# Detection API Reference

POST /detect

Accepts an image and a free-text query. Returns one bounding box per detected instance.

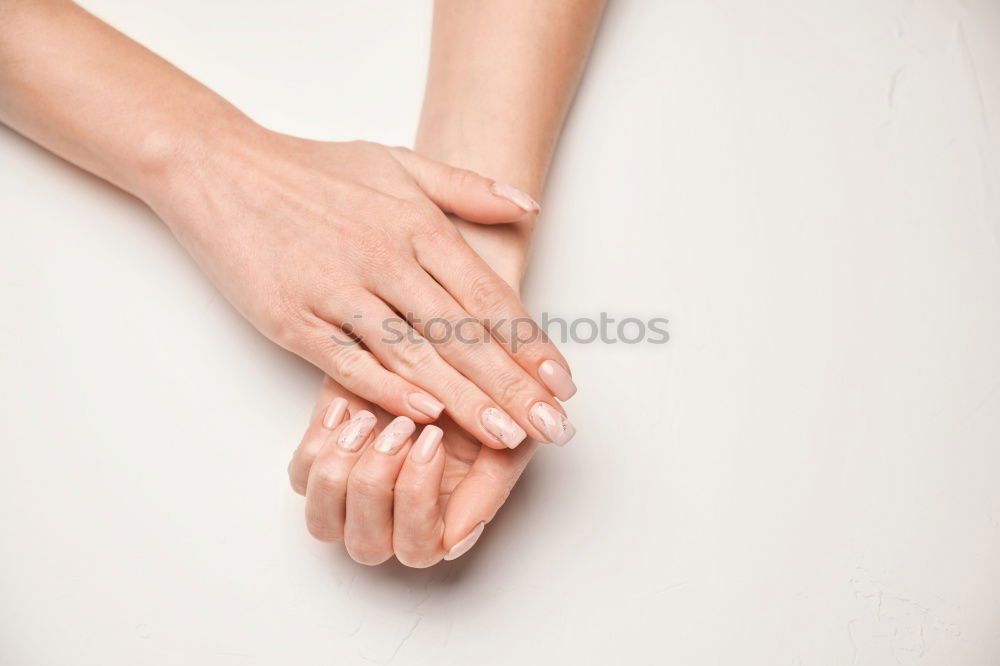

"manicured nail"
[322,397,349,429]
[337,410,377,452]
[529,402,576,446]
[444,521,486,561]
[408,392,445,419]
[490,181,540,213]
[481,407,527,449]
[373,416,416,455]
[539,360,576,401]
[411,425,443,463]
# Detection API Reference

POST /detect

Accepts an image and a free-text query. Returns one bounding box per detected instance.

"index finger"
[413,230,577,401]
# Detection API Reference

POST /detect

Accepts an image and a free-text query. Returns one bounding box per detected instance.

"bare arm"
[419,0,605,201]
[293,0,606,565]
[0,0,577,450]
[417,0,605,286]
[0,0,240,198]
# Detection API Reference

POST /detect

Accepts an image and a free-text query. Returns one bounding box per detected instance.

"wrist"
[134,100,263,208]
[415,132,548,293]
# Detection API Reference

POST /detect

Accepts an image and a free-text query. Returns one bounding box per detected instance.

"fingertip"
[443,521,486,561]
[322,397,350,429]
[410,425,444,463]
[372,416,417,455]
[407,392,445,421]
[489,181,540,214]
[538,360,577,401]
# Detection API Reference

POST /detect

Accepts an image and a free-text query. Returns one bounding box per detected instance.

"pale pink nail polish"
[411,425,443,463]
[529,402,576,446]
[490,181,540,213]
[539,360,576,401]
[481,407,527,449]
[322,397,349,429]
[408,392,444,419]
[373,416,416,455]
[337,410,377,452]
[444,521,486,561]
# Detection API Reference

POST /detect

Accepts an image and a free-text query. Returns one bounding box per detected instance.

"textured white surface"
[2,1,1000,663]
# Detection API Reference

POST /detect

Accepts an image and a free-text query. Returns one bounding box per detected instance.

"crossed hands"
[148,125,576,564]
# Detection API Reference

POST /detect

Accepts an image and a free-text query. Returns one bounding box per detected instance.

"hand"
[145,127,576,449]
[288,379,536,566]
[287,214,570,565]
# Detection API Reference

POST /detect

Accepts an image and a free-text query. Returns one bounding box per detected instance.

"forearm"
[417,0,605,288]
[417,0,604,199]
[0,0,248,200]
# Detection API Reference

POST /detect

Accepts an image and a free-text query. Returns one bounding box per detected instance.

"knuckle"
[436,374,481,412]
[392,338,435,374]
[329,346,371,386]
[308,467,341,497]
[418,309,459,346]
[347,468,385,498]
[305,512,342,542]
[271,317,305,351]
[489,371,531,407]
[352,225,396,263]
[464,271,507,316]
[510,318,545,353]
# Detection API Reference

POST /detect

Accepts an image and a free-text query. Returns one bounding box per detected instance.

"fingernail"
[539,360,576,401]
[529,402,576,446]
[444,521,486,561]
[411,425,443,463]
[481,407,527,449]
[322,397,349,429]
[337,410,377,452]
[490,181,540,213]
[373,416,416,455]
[408,392,445,419]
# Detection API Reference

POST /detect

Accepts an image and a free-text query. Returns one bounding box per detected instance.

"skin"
[289,0,607,565]
[0,0,605,565]
[0,0,574,450]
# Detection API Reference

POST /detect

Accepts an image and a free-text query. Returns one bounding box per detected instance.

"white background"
[3,1,1000,664]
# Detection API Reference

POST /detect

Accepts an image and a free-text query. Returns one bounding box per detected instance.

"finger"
[321,294,531,451]
[288,394,349,495]
[442,442,538,561]
[412,231,576,402]
[304,410,378,542]
[389,146,539,223]
[392,425,447,568]
[343,416,416,565]
[378,269,576,447]
[293,315,445,424]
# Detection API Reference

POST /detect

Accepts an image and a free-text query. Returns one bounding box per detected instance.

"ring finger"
[343,416,417,565]
[324,294,530,450]
[304,409,379,543]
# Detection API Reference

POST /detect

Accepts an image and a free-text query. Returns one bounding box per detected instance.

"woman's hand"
[286,209,575,565]
[145,127,575,449]
[0,2,576,450]
[288,378,537,565]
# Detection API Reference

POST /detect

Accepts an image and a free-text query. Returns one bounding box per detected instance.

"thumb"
[441,442,538,560]
[389,147,540,224]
